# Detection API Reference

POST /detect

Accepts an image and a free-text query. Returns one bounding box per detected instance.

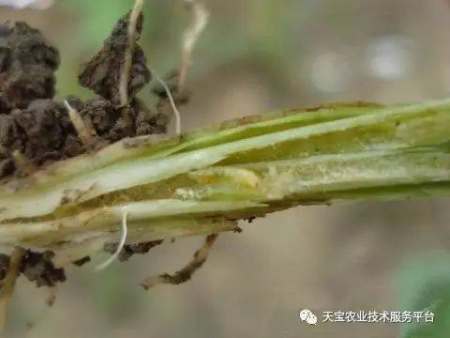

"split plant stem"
[0,99,448,265]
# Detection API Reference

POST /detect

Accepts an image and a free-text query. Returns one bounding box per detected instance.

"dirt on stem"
[0,9,189,287]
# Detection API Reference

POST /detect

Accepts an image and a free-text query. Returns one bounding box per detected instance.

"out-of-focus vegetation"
[397,253,450,338]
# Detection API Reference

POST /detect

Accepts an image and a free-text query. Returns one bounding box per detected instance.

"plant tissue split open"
[0,12,449,288]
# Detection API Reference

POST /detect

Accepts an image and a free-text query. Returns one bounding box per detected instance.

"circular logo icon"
[299,309,318,325]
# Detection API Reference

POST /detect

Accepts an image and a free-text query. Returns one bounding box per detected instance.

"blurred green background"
[1,0,450,337]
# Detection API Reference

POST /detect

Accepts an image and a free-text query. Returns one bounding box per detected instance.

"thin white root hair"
[0,247,25,333]
[150,67,182,135]
[95,208,129,271]
[64,100,97,148]
[178,0,209,92]
[119,0,145,106]
[141,233,218,289]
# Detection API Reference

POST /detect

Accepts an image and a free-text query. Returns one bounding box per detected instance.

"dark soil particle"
[20,250,66,287]
[78,12,150,105]
[0,12,172,287]
[0,93,12,113]
[0,22,59,109]
[0,99,84,176]
[0,14,167,180]
[72,256,91,267]
[0,157,14,177]
[135,99,169,136]
[0,253,10,280]
[104,240,163,262]
[0,22,81,177]
[13,99,84,163]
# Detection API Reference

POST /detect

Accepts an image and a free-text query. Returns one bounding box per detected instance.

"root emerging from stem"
[141,234,218,290]
[95,208,129,271]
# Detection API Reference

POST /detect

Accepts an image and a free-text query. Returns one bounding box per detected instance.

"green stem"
[0,99,448,264]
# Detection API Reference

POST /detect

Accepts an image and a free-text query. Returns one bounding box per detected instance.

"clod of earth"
[0,12,174,286]
[0,14,169,182]
[78,13,150,105]
[0,22,59,109]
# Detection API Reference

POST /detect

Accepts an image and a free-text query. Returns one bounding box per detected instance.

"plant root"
[150,67,182,135]
[64,100,98,149]
[95,208,129,271]
[149,0,209,135]
[178,0,209,92]
[141,234,218,290]
[119,0,145,107]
